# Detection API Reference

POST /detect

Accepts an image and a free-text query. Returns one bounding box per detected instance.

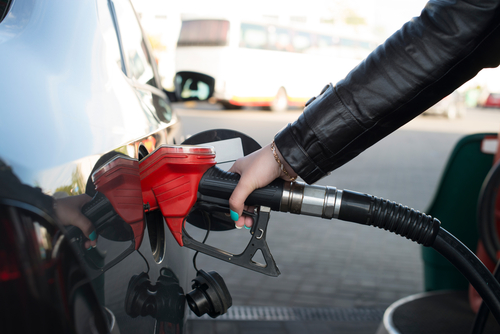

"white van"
[175,15,374,112]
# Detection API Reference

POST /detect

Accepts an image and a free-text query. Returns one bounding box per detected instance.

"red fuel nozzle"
[138,145,280,276]
[90,155,144,248]
[139,145,216,246]
[69,154,145,280]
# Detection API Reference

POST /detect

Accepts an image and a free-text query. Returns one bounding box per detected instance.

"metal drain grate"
[188,306,385,322]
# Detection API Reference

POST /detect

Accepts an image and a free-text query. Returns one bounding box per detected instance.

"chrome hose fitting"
[280,181,342,219]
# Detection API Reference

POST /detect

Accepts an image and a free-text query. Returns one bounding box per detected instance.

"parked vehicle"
[175,15,374,112]
[424,90,466,119]
[473,67,500,108]
[479,92,500,108]
[0,1,212,333]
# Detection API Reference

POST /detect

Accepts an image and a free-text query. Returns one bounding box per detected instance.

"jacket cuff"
[274,83,334,184]
[274,83,365,184]
[274,123,327,184]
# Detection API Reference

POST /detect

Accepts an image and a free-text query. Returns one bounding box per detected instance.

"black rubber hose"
[338,191,500,324]
[433,228,500,325]
[472,299,491,334]
[471,160,500,334]
[339,190,441,246]
[196,174,500,324]
[471,261,500,334]
[477,160,500,263]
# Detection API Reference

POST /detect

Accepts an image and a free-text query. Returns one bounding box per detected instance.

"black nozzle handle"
[65,192,115,241]
[81,192,117,229]
[197,166,285,211]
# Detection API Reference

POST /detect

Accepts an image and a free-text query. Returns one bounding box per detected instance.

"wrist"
[270,141,298,181]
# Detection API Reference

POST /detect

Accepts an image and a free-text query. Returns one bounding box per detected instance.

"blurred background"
[131,0,500,113]
[130,1,500,333]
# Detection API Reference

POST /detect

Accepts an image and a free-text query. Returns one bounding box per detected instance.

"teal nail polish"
[244,225,251,230]
[230,210,239,222]
[87,246,93,251]
[89,231,97,241]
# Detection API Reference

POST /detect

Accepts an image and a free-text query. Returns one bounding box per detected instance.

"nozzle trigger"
[182,206,280,277]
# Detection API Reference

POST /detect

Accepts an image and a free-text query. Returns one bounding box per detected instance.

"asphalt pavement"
[176,105,500,334]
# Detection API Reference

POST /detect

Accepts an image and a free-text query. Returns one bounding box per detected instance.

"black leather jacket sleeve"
[275,0,500,184]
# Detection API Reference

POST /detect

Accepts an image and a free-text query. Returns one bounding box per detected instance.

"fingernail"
[244,225,251,230]
[235,223,243,229]
[230,210,239,222]
[87,246,93,251]
[89,231,97,241]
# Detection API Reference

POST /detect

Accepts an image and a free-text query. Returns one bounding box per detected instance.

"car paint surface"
[0,0,193,333]
[0,0,181,190]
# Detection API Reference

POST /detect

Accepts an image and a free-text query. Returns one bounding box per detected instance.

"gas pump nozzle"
[138,145,282,276]
[139,145,441,277]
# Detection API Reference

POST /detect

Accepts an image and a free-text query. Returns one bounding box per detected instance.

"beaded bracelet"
[270,141,297,182]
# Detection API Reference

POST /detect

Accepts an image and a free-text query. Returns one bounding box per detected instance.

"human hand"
[55,194,96,249]
[228,142,297,229]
